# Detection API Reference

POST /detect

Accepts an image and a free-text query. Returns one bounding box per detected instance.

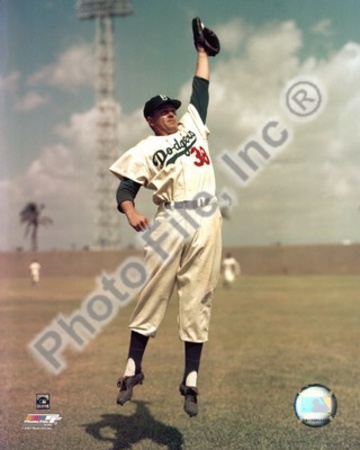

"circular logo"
[294,384,337,427]
[285,80,322,117]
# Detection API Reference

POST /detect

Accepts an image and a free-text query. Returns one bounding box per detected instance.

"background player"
[29,259,41,286]
[109,18,221,417]
[222,252,241,288]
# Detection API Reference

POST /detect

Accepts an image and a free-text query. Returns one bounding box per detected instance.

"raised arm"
[191,18,221,121]
[195,47,210,81]
[192,17,220,80]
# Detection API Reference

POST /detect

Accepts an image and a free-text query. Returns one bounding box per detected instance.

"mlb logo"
[36,393,50,410]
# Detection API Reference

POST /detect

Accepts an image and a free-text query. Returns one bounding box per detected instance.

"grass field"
[0,275,359,450]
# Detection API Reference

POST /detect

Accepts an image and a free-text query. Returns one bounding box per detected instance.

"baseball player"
[109,18,221,417]
[29,259,41,286]
[222,252,241,288]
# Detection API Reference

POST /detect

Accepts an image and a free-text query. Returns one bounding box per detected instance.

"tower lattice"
[76,0,133,248]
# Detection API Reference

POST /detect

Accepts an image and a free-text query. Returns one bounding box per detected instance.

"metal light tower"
[76,0,133,248]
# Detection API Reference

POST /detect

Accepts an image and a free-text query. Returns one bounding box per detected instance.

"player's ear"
[146,116,155,129]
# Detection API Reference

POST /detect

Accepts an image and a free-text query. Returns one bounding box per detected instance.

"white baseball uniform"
[222,256,241,286]
[110,96,222,343]
[29,261,41,285]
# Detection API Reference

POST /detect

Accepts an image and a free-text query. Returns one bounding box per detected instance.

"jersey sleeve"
[109,143,150,186]
[190,76,209,124]
[116,178,142,213]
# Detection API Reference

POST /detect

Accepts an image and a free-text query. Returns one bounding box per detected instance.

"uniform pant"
[129,201,222,342]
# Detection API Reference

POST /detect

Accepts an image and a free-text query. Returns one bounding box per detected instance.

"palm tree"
[20,202,53,251]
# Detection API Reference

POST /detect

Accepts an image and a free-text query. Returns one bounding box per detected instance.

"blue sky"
[1,0,360,250]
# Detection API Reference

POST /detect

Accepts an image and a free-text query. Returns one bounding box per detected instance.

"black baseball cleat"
[179,384,199,417]
[116,372,144,405]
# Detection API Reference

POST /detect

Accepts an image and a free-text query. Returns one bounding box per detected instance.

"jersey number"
[191,146,210,167]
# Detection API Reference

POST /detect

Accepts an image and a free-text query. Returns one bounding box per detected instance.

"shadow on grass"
[83,400,184,450]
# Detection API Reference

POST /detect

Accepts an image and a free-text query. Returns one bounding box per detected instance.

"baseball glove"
[192,17,220,57]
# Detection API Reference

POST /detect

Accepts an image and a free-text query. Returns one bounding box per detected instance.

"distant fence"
[0,244,359,278]
[229,244,360,275]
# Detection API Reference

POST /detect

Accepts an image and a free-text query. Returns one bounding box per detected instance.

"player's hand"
[120,201,150,232]
[126,211,150,232]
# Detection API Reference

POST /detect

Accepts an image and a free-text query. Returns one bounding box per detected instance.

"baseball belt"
[163,197,215,210]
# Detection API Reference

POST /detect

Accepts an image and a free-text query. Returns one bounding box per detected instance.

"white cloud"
[246,21,302,69]
[333,180,352,198]
[15,90,48,112]
[54,107,98,152]
[28,43,95,91]
[0,71,20,94]
[215,18,250,54]
[311,19,333,37]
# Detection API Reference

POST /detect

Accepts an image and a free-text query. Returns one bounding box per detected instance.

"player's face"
[147,104,179,136]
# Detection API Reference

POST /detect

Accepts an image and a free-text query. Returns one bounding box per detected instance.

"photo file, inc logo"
[22,414,62,430]
[36,393,50,410]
